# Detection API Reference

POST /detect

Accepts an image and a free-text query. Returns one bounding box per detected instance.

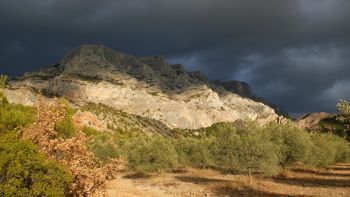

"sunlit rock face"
[6,45,282,129]
[297,112,334,131]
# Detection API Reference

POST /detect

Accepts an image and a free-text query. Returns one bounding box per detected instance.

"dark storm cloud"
[1,0,350,115]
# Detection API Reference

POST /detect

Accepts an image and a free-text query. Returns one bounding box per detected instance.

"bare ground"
[95,164,350,197]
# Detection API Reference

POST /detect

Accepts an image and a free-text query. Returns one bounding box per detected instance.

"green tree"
[88,133,121,163]
[212,123,280,175]
[336,100,350,139]
[337,100,350,119]
[264,122,312,167]
[126,135,178,174]
[176,137,214,168]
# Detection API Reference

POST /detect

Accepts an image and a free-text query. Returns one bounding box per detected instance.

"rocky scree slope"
[5,45,282,129]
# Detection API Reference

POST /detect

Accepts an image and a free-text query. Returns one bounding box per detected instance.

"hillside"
[4,45,282,129]
[0,46,349,196]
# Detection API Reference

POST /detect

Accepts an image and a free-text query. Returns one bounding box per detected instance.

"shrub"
[82,126,101,137]
[174,122,236,138]
[0,132,72,196]
[55,99,75,139]
[0,92,8,106]
[55,115,75,139]
[0,96,35,132]
[305,133,350,166]
[126,135,178,173]
[264,123,312,167]
[88,133,121,163]
[212,123,280,175]
[333,137,350,163]
[176,137,214,168]
[0,74,8,88]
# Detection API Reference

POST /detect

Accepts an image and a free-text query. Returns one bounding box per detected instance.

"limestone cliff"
[5,45,282,129]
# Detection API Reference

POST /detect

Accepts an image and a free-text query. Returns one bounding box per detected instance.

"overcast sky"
[1,0,349,116]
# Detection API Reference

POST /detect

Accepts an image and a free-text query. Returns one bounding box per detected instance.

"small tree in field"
[126,135,178,174]
[212,122,280,176]
[0,75,8,88]
[336,100,350,139]
[337,100,350,122]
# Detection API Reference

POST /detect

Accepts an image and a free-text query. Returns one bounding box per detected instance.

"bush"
[55,116,75,139]
[0,132,72,196]
[264,123,312,167]
[88,133,121,163]
[0,74,8,88]
[212,123,280,175]
[126,135,178,173]
[174,122,236,138]
[0,95,35,132]
[82,126,101,137]
[306,133,350,166]
[176,137,214,168]
[333,137,350,163]
[55,99,75,139]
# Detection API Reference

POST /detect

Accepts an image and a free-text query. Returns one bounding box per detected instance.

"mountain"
[4,45,283,129]
[297,112,334,131]
[297,112,350,139]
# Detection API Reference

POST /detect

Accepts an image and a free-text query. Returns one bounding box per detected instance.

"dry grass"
[99,164,350,197]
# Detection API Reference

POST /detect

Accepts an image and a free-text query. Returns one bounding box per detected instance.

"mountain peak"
[7,45,284,129]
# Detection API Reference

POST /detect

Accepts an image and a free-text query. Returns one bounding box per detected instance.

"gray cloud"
[0,0,350,115]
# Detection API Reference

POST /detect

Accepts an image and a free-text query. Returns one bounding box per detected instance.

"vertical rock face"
[7,45,283,129]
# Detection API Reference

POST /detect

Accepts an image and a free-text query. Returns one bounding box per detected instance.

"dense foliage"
[88,132,121,163]
[212,123,280,175]
[0,91,72,196]
[0,93,35,133]
[112,121,350,175]
[0,133,72,197]
[176,137,214,168]
[126,135,178,173]
[265,123,312,166]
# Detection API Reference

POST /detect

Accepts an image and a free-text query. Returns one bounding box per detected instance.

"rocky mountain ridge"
[5,45,283,129]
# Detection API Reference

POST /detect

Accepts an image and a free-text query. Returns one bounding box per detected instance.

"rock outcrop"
[5,45,283,129]
[297,112,334,131]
